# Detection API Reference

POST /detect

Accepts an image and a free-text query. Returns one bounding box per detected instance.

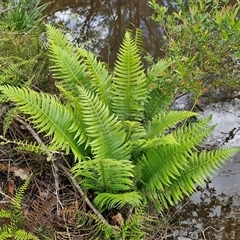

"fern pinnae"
[78,86,131,160]
[0,86,85,160]
[111,30,147,120]
[78,48,112,106]
[49,44,89,93]
[146,110,198,139]
[157,147,240,209]
[46,24,74,53]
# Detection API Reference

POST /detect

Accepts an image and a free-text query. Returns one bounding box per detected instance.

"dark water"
[42,1,240,239]
[42,0,164,67]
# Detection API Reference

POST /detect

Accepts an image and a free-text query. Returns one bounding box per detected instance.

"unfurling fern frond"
[0,86,86,160]
[111,31,147,120]
[78,87,131,160]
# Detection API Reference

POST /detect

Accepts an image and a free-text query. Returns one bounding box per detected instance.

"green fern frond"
[138,116,216,202]
[144,87,173,121]
[120,206,151,240]
[49,44,89,94]
[156,147,240,210]
[146,110,198,139]
[46,25,89,94]
[0,135,51,155]
[0,86,86,160]
[123,121,147,143]
[56,85,90,148]
[0,57,35,85]
[13,173,32,210]
[0,229,11,240]
[128,27,144,54]
[0,210,12,219]
[94,192,142,212]
[136,133,178,149]
[14,229,39,240]
[86,214,116,240]
[72,158,135,193]
[111,30,147,120]
[0,175,39,240]
[78,87,131,160]
[78,48,112,106]
[173,115,215,150]
[146,59,172,85]
[2,107,18,136]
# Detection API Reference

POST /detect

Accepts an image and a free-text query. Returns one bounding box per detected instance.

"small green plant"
[0,174,39,240]
[149,0,240,92]
[0,1,50,135]
[0,25,239,239]
[0,0,49,31]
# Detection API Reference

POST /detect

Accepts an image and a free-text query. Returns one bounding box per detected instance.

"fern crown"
[0,25,239,213]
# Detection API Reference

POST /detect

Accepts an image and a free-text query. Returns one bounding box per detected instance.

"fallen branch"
[57,163,111,227]
[15,117,112,229]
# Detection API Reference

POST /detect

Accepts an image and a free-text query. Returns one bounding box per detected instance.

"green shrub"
[149,0,240,91]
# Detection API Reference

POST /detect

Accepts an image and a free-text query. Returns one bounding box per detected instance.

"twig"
[0,187,13,201]
[15,117,112,229]
[15,117,52,157]
[15,117,62,213]
[57,163,112,228]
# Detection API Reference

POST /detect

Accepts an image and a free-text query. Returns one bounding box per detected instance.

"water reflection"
[43,0,164,67]
[172,90,240,239]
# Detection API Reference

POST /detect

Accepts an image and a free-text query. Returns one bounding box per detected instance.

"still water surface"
[42,1,240,239]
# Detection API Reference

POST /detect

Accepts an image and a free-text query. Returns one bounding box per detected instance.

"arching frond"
[111,31,147,120]
[78,87,131,160]
[46,25,89,95]
[128,27,144,53]
[46,24,74,52]
[146,59,172,85]
[146,110,198,139]
[0,86,86,160]
[78,48,112,106]
[49,45,89,94]
[155,147,240,210]
[138,116,215,202]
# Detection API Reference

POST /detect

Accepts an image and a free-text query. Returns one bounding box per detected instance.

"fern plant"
[0,25,239,238]
[0,174,39,240]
